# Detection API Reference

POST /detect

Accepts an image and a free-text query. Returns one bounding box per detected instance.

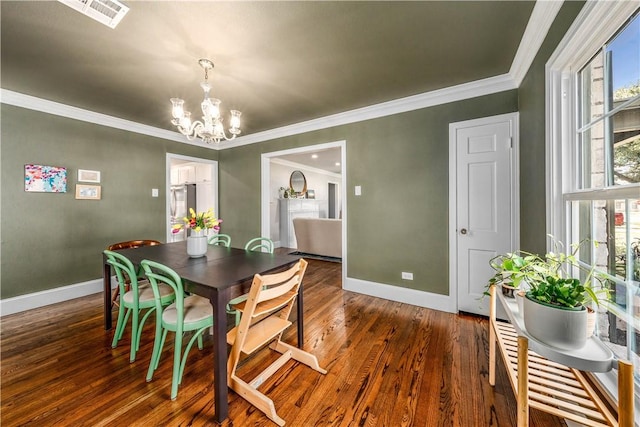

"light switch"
[355,185,362,196]
[152,188,159,197]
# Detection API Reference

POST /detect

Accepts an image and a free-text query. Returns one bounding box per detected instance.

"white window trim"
[547,0,639,243]
[546,1,640,422]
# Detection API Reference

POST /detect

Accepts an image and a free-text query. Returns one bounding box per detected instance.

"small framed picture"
[75,184,101,200]
[306,189,315,199]
[78,169,101,183]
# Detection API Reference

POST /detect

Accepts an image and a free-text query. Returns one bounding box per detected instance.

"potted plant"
[487,251,540,297]
[487,236,609,350]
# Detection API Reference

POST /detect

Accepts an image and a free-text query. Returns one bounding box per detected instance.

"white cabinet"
[279,199,321,248]
[171,163,212,185]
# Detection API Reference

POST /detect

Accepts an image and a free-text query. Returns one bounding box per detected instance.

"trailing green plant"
[485,235,610,309]
[486,251,541,292]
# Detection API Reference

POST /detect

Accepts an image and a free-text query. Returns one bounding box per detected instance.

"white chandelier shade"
[170,59,241,144]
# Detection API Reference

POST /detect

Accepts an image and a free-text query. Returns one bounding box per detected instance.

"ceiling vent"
[57,0,129,29]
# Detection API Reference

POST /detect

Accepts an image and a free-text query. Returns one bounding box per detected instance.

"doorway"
[449,113,519,316]
[165,153,218,243]
[260,140,346,284]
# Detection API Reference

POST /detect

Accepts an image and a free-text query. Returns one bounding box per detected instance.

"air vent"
[57,0,129,29]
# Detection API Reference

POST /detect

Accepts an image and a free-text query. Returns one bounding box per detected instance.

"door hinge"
[509,137,513,149]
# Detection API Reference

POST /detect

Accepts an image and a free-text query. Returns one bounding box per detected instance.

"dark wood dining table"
[102,241,302,424]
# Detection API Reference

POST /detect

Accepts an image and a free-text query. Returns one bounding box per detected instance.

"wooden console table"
[488,285,635,427]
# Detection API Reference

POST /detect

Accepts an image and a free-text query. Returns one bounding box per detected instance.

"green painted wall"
[1,1,585,301]
[220,91,518,295]
[0,105,217,299]
[518,1,585,255]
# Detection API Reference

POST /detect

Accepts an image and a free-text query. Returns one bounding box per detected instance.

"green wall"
[518,1,585,254]
[220,91,518,295]
[0,105,217,299]
[1,1,585,301]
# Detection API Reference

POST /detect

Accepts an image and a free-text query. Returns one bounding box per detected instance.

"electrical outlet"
[402,272,413,280]
[355,185,362,196]
[151,188,159,197]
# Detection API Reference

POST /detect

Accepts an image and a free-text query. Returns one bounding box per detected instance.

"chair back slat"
[256,275,300,305]
[104,249,143,303]
[140,259,185,323]
[208,234,231,247]
[244,237,274,254]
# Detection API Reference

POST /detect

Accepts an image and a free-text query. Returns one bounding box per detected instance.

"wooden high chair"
[226,258,326,426]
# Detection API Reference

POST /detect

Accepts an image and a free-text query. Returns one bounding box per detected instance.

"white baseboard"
[1,275,454,317]
[0,278,112,316]
[344,277,457,314]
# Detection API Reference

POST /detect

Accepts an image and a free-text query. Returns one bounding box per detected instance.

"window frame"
[546,1,640,421]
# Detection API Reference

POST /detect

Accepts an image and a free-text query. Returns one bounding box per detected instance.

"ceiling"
[1,1,536,171]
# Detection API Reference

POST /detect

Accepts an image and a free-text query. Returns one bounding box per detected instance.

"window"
[547,2,640,416]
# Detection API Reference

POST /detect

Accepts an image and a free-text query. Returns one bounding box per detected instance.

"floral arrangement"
[172,208,222,234]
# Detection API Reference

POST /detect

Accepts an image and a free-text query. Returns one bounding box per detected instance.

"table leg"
[211,288,229,423]
[103,260,112,330]
[297,282,304,348]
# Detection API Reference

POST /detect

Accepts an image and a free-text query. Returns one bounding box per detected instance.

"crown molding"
[224,73,517,148]
[0,89,211,148]
[509,0,564,86]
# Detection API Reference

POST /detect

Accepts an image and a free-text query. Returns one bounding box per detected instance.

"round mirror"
[289,170,307,195]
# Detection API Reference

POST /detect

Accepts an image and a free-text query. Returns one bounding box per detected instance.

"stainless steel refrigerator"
[170,183,196,242]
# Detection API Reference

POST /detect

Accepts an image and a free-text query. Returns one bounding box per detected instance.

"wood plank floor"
[1,259,567,426]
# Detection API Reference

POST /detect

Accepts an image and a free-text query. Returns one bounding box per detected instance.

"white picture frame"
[78,169,101,183]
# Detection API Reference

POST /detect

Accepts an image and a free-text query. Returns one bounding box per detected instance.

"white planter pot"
[522,293,587,350]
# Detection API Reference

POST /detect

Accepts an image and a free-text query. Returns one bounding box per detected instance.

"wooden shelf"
[488,286,634,427]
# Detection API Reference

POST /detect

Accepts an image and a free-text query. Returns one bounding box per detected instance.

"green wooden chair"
[107,239,162,308]
[207,233,231,247]
[244,237,274,253]
[141,259,214,401]
[104,249,175,363]
[226,237,276,325]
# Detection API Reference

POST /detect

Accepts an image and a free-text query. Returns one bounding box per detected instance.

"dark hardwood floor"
[1,259,567,426]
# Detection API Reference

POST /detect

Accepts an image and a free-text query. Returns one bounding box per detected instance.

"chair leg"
[272,340,327,374]
[129,309,139,363]
[112,307,130,348]
[135,307,155,353]
[111,286,121,308]
[147,327,167,382]
[170,330,184,401]
[229,375,285,427]
[177,327,210,388]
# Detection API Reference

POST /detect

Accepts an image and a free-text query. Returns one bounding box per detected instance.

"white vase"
[187,229,208,258]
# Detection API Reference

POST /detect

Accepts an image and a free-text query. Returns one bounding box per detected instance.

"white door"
[450,113,518,316]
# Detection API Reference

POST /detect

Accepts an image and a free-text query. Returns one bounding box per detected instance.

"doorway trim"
[165,153,219,242]
[260,140,347,287]
[448,112,520,313]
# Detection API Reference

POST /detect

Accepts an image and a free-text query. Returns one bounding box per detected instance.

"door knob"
[460,228,468,235]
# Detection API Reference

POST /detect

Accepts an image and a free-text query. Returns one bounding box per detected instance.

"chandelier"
[170,59,242,144]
